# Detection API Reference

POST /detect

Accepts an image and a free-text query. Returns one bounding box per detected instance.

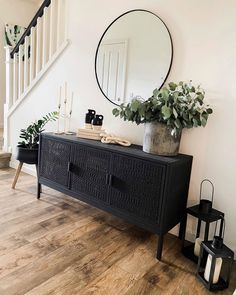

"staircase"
[0,128,11,168]
[3,0,68,152]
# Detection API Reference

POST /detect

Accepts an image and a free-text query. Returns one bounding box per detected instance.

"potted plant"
[17,112,58,164]
[112,81,213,156]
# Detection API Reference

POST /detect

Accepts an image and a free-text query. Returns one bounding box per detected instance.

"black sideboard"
[38,133,193,260]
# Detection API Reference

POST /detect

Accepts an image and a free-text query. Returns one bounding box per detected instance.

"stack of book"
[77,128,104,141]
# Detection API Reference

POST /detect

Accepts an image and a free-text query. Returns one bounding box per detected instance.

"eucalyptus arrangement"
[18,112,58,149]
[112,81,213,155]
[113,81,212,136]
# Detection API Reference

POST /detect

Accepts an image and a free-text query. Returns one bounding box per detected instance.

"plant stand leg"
[179,213,187,240]
[12,162,23,189]
[36,164,41,199]
[156,234,164,260]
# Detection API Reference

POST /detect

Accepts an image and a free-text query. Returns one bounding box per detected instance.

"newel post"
[3,46,13,151]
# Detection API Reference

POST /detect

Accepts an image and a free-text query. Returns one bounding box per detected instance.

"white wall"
[7,0,236,252]
[0,0,40,127]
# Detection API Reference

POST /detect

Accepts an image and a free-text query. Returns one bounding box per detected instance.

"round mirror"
[95,9,173,106]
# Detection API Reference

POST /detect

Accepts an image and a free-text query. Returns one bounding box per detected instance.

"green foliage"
[18,111,58,149]
[112,81,213,137]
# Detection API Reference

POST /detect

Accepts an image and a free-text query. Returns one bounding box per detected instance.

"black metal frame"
[94,9,174,106]
[182,205,225,263]
[10,0,51,58]
[37,133,192,260]
[197,241,234,291]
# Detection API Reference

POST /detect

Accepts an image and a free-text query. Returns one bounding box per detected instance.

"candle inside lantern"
[194,237,202,257]
[204,254,222,284]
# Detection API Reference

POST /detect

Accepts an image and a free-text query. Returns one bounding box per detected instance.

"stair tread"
[0,151,12,159]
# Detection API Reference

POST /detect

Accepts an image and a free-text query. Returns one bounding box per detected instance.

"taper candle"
[59,86,62,107]
[194,238,203,257]
[204,254,222,284]
[70,92,74,112]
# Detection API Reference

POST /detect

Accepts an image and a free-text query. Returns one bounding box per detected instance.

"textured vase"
[143,122,181,156]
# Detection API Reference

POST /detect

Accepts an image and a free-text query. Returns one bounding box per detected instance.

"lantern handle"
[214,215,225,240]
[200,179,214,203]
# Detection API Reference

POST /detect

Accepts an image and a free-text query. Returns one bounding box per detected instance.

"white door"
[97,39,127,103]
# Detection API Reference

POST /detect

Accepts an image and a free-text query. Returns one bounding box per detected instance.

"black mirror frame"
[94,9,174,106]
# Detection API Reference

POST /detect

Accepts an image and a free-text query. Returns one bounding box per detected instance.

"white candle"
[194,238,202,257]
[70,92,74,112]
[204,254,222,284]
[58,86,62,108]
[64,81,67,101]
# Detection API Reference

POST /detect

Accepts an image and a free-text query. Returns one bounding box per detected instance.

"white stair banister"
[18,45,24,98]
[57,0,63,48]
[49,0,56,57]
[30,26,36,83]
[13,53,18,104]
[36,17,42,74]
[24,36,30,91]
[4,0,69,151]
[42,6,50,66]
[5,46,13,108]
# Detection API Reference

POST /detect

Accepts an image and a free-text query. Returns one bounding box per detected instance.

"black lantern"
[197,218,234,291]
[182,179,224,263]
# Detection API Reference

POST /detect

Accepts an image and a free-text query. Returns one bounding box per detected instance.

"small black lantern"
[182,179,224,263]
[196,218,234,291]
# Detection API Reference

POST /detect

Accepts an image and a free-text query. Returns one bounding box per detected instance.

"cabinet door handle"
[106,174,110,185]
[68,162,73,172]
[109,174,113,186]
[106,174,113,186]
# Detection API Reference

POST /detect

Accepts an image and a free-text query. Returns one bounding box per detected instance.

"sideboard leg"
[179,213,187,240]
[37,182,41,199]
[36,164,41,199]
[156,234,164,260]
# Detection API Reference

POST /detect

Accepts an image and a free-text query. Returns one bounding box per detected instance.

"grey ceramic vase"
[143,122,181,156]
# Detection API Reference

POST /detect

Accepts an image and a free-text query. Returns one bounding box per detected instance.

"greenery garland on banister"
[112,81,213,137]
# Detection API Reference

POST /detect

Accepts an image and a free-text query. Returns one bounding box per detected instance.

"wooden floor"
[0,168,235,295]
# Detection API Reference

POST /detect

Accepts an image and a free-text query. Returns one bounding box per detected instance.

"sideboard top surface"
[42,133,192,164]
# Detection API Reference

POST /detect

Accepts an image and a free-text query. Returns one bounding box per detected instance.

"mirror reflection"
[95,10,173,105]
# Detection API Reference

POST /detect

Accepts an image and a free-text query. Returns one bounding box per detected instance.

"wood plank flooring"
[0,168,235,295]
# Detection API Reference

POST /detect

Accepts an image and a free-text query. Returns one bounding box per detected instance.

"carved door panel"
[70,145,111,203]
[108,154,165,224]
[39,138,71,187]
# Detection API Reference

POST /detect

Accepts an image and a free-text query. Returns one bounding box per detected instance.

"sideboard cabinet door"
[108,154,165,224]
[39,137,71,187]
[70,145,111,203]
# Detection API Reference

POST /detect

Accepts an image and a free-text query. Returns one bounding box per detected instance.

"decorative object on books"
[56,82,75,135]
[92,115,104,130]
[182,179,224,263]
[197,218,234,291]
[78,110,104,140]
[12,112,58,189]
[100,133,131,147]
[85,109,96,129]
[113,81,213,155]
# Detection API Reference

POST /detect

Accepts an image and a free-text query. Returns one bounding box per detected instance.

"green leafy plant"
[18,111,58,149]
[112,81,213,136]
